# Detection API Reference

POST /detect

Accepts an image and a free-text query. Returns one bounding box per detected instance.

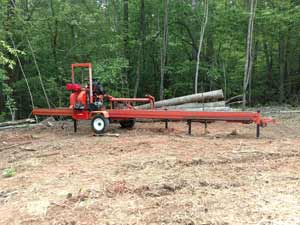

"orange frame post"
[71,63,93,104]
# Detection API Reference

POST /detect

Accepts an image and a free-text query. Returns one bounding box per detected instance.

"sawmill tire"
[91,114,110,134]
[119,119,136,129]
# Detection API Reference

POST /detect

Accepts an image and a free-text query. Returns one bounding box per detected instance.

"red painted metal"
[106,109,266,125]
[66,83,81,91]
[32,107,272,126]
[73,110,90,120]
[71,63,92,68]
[71,63,92,83]
[32,108,73,116]
[32,62,275,136]
[71,63,93,104]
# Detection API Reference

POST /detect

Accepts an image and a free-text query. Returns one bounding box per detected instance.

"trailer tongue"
[32,63,274,137]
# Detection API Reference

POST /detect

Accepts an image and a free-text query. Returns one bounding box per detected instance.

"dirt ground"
[1,112,300,225]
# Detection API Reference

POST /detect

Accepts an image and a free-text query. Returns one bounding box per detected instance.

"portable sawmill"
[32,63,274,137]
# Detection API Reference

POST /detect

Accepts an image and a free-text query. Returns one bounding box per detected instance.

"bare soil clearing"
[0,112,300,225]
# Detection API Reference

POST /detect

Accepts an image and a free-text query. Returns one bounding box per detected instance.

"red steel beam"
[107,109,265,124]
[71,63,92,68]
[32,108,273,126]
[108,97,151,103]
[32,108,73,116]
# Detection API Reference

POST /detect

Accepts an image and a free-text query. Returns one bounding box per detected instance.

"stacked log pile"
[137,89,232,111]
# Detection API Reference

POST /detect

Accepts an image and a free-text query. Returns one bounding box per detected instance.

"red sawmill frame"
[32,107,273,138]
[32,63,274,138]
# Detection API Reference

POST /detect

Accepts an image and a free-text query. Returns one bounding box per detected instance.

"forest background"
[0,0,299,121]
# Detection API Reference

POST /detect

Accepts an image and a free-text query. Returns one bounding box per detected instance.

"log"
[161,101,225,109]
[0,118,36,127]
[175,107,232,112]
[227,100,243,106]
[0,123,42,131]
[225,94,243,104]
[136,107,234,123]
[137,89,224,109]
[264,110,300,114]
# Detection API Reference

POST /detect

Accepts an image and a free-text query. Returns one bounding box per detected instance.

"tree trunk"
[279,34,287,103]
[123,0,129,64]
[194,0,209,93]
[134,0,145,98]
[191,0,197,60]
[285,32,290,99]
[122,0,130,96]
[27,38,51,108]
[10,37,35,111]
[137,89,224,109]
[49,0,61,106]
[242,0,257,110]
[192,0,197,10]
[248,40,258,105]
[5,0,16,120]
[222,62,227,99]
[263,40,273,83]
[160,0,169,100]
[7,0,15,18]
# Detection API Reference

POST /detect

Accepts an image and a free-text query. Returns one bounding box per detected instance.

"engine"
[66,81,105,111]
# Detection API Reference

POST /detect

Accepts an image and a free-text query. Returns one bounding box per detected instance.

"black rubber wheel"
[119,119,136,129]
[91,114,110,134]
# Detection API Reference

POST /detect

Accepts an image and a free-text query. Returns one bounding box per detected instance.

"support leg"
[188,120,192,135]
[256,124,260,138]
[73,119,77,133]
[256,110,261,138]
[165,120,168,129]
[204,120,208,134]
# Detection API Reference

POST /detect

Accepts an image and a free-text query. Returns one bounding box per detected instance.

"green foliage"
[93,57,128,97]
[2,167,16,178]
[0,0,299,121]
[0,41,23,119]
[0,42,15,69]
